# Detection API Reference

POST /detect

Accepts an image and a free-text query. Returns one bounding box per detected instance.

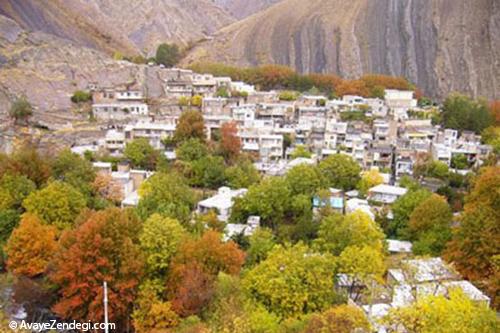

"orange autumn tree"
[445,166,500,308]
[490,100,500,125]
[50,208,143,327]
[166,230,245,316]
[5,214,57,277]
[335,79,370,97]
[220,121,241,162]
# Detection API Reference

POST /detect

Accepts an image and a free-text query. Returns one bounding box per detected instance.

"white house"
[197,187,248,222]
[367,184,407,204]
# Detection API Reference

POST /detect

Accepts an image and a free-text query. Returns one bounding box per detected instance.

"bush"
[279,91,298,101]
[9,96,33,122]
[71,90,92,104]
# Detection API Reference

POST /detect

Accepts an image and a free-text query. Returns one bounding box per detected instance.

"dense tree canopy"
[441,93,493,133]
[124,138,159,170]
[230,177,292,229]
[0,173,36,211]
[408,194,452,256]
[319,154,361,191]
[0,146,52,186]
[225,158,260,189]
[155,43,180,67]
[382,289,498,333]
[5,214,57,277]
[23,181,87,230]
[304,305,371,333]
[388,188,432,238]
[445,166,500,308]
[357,169,384,197]
[174,110,206,143]
[176,138,208,162]
[243,243,338,319]
[285,164,323,196]
[167,231,245,316]
[314,211,385,256]
[51,208,143,327]
[140,214,186,278]
[137,172,197,223]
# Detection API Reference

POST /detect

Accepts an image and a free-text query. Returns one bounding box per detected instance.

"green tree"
[382,289,498,333]
[243,243,338,319]
[285,164,322,196]
[140,214,186,278]
[191,155,226,189]
[22,181,87,230]
[215,86,229,98]
[388,188,432,238]
[176,138,208,162]
[52,149,96,200]
[155,43,180,67]
[137,172,197,223]
[9,96,33,123]
[205,273,280,333]
[225,158,260,189]
[0,209,20,244]
[319,154,361,191]
[408,194,452,256]
[0,173,36,211]
[124,138,159,170]
[314,211,385,256]
[441,93,493,133]
[230,177,291,229]
[450,154,469,170]
[245,228,276,267]
[174,110,206,143]
[290,145,312,159]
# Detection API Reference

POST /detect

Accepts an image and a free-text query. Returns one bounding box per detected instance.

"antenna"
[103,281,109,333]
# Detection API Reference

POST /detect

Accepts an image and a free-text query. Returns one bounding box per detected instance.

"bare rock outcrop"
[0,0,235,55]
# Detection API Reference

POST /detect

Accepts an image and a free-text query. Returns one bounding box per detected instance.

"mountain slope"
[0,0,235,55]
[184,0,500,99]
[0,15,167,121]
[214,0,282,19]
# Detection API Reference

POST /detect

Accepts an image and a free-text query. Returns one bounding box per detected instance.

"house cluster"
[74,68,496,325]
[84,69,492,179]
[353,257,491,332]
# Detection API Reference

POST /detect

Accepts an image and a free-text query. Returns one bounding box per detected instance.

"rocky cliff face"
[214,0,282,19]
[184,0,500,99]
[0,0,234,55]
[0,16,168,120]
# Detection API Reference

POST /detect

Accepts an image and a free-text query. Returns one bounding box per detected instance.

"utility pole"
[103,281,109,333]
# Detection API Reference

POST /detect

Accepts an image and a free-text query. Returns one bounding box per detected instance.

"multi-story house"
[92,87,149,120]
[384,89,417,120]
[124,121,176,150]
